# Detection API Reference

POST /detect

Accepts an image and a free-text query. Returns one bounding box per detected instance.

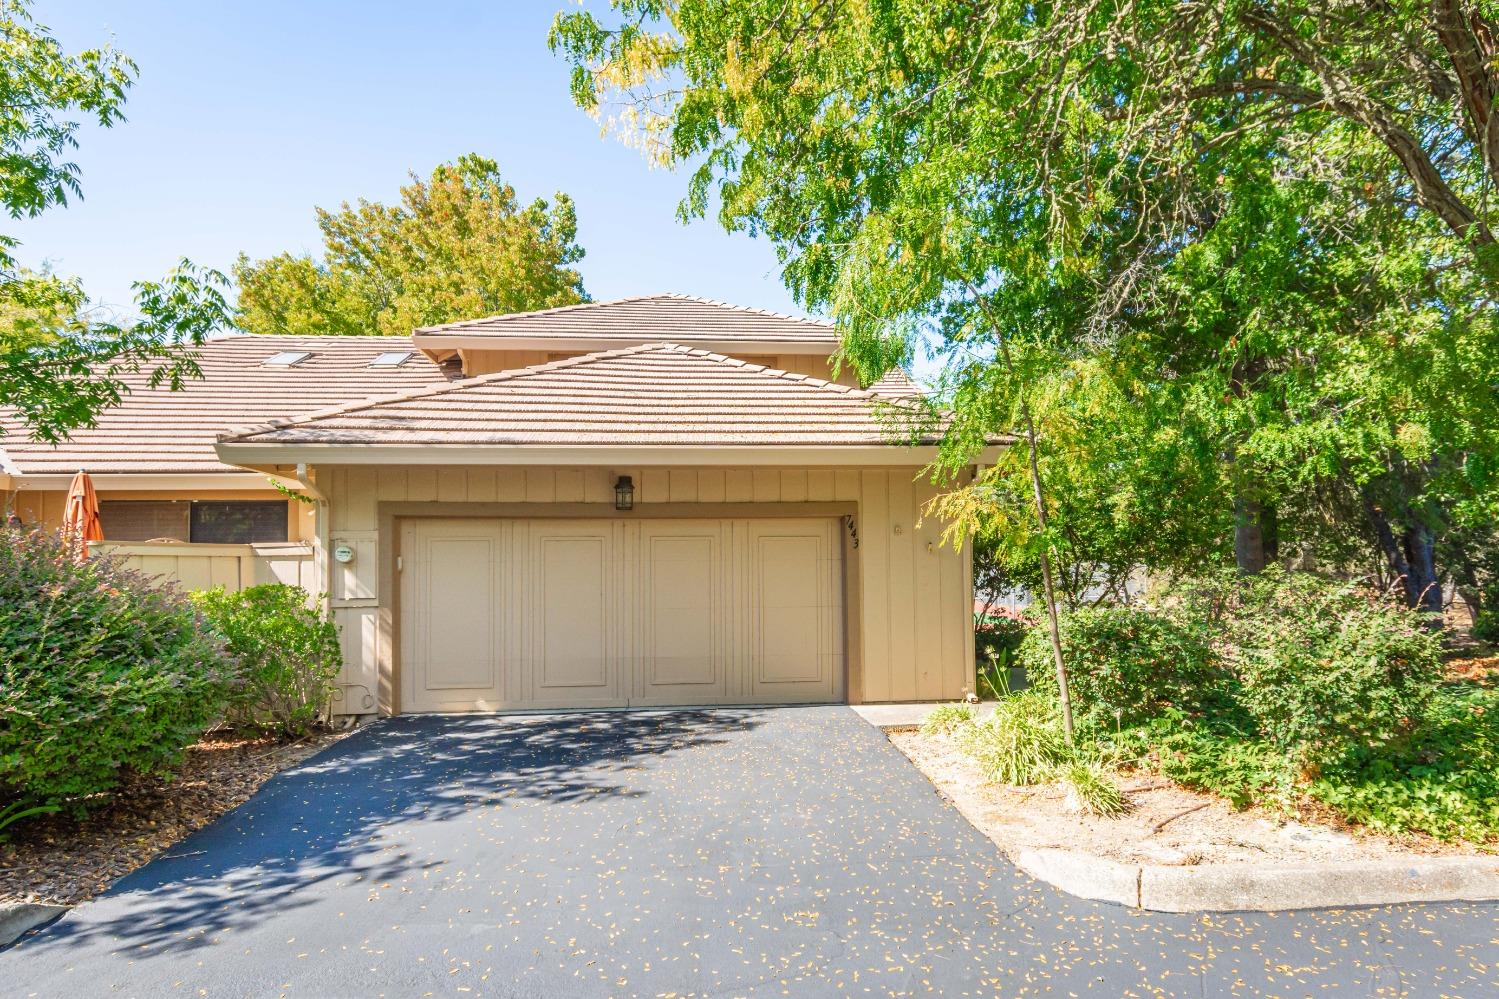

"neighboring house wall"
[7,488,314,594]
[458,348,861,387]
[10,489,312,542]
[319,464,974,714]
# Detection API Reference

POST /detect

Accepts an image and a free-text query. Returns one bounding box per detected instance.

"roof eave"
[215,441,1005,469]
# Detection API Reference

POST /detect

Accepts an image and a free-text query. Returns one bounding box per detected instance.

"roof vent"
[263,351,311,367]
[370,350,414,367]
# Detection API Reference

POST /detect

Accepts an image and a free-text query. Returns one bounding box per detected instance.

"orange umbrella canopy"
[62,470,105,557]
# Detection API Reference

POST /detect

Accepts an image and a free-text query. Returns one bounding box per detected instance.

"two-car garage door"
[398,517,845,712]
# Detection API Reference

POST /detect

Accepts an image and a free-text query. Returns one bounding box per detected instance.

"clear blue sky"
[13,1,809,323]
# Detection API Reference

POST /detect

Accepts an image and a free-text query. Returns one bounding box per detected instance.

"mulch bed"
[0,729,350,906]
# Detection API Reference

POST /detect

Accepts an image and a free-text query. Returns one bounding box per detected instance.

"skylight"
[262,351,311,367]
[370,350,414,367]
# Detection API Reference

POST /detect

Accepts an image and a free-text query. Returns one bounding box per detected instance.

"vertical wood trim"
[525,469,556,503]
[886,472,917,701]
[407,467,437,502]
[858,470,891,702]
[752,469,780,502]
[697,469,726,503]
[436,468,466,503]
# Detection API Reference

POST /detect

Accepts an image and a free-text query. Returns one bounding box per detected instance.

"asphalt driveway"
[3,706,1496,997]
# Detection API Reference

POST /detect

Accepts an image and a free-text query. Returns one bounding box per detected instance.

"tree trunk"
[1401,521,1444,614]
[1234,495,1269,574]
[1362,491,1443,612]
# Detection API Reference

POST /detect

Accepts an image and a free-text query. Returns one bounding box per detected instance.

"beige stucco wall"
[318,464,975,714]
[459,348,860,387]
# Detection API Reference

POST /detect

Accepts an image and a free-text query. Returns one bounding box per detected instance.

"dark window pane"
[98,500,190,542]
[189,501,289,544]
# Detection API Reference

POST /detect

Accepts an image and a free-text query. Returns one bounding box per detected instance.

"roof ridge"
[655,293,834,328]
[411,294,670,334]
[412,293,833,336]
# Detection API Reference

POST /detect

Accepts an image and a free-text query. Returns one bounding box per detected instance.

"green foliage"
[192,584,342,737]
[1059,761,1128,818]
[1017,605,1214,729]
[1211,570,1444,760]
[1107,710,1293,811]
[234,154,588,336]
[0,528,233,821]
[954,692,1072,785]
[1472,610,1499,645]
[0,2,229,442]
[974,606,1029,699]
[551,0,1499,611]
[919,702,974,737]
[1310,684,1499,842]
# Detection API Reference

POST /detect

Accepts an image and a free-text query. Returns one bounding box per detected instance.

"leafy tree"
[234,155,588,336]
[551,0,1499,621]
[0,1,228,443]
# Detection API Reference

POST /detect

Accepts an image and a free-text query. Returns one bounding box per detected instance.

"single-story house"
[1,294,995,715]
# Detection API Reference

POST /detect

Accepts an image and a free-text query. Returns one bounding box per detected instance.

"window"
[189,501,289,543]
[98,500,289,544]
[99,500,190,542]
[370,350,413,367]
[262,351,311,366]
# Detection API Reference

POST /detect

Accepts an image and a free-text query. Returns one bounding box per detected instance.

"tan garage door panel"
[526,523,622,709]
[749,520,842,702]
[399,516,843,712]
[634,521,728,705]
[400,520,505,712]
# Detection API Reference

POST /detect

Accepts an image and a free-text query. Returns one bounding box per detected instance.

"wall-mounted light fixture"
[614,475,635,511]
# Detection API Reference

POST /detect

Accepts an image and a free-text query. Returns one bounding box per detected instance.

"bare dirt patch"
[889,727,1486,868]
[0,729,351,906]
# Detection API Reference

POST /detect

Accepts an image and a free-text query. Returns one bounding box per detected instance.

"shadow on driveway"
[19,710,758,956]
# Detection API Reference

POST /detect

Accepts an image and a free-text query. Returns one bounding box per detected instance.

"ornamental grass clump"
[955,691,1072,785]
[919,702,975,736]
[0,527,234,829]
[1059,761,1128,817]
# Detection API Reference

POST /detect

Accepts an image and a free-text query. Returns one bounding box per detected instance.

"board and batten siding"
[321,465,975,712]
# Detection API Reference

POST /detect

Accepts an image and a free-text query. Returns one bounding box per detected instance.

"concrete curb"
[1012,848,1499,912]
[0,903,68,949]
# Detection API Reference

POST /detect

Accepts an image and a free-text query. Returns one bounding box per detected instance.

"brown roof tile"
[0,335,459,475]
[413,293,838,346]
[220,343,939,449]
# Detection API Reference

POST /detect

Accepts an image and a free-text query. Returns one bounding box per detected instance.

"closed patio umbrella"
[62,469,104,558]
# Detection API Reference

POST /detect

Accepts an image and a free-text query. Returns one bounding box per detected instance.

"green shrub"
[0,528,233,819]
[1219,570,1443,761]
[1472,609,1499,645]
[1059,761,1128,817]
[1310,683,1499,842]
[975,610,1031,697]
[920,703,974,736]
[955,691,1071,784]
[1017,605,1214,729]
[192,584,342,736]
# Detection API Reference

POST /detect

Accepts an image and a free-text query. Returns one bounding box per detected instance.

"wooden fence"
[89,540,316,593]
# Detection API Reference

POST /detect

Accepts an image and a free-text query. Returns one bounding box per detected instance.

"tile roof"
[220,343,939,449]
[0,335,459,476]
[413,293,839,346]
